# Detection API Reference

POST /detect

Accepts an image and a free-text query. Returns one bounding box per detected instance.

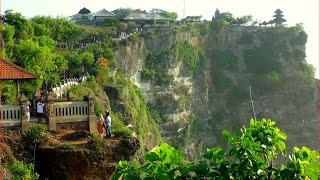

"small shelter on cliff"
[0,58,37,104]
[93,9,115,25]
[70,7,94,25]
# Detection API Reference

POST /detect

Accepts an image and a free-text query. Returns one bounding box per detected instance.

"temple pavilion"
[0,58,37,104]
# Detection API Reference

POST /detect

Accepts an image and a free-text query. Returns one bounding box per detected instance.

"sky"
[2,0,319,78]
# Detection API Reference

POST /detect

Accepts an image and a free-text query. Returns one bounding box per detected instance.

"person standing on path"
[97,114,104,138]
[104,111,112,138]
[26,101,31,122]
[36,100,45,123]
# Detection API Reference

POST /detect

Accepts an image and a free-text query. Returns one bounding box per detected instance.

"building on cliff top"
[93,9,116,25]
[70,7,94,25]
[124,9,169,25]
[70,8,169,26]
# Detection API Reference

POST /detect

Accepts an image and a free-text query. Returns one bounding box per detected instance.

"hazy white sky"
[2,0,319,77]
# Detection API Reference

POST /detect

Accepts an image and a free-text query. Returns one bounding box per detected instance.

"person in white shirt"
[36,100,45,123]
[104,111,112,138]
[26,101,31,122]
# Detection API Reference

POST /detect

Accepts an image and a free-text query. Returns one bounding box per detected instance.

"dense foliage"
[88,133,104,151]
[1,10,116,100]
[22,124,49,146]
[4,158,39,180]
[113,119,320,179]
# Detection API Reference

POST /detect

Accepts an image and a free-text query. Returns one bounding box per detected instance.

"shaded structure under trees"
[0,58,37,105]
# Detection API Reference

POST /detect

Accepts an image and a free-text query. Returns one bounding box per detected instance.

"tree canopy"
[150,9,178,21]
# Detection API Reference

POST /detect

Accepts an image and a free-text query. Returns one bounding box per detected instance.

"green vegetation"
[57,144,75,151]
[111,113,132,138]
[113,119,320,179]
[0,81,17,105]
[88,133,104,151]
[150,9,178,21]
[117,79,161,153]
[4,158,39,180]
[174,41,202,71]
[2,10,117,99]
[23,124,49,146]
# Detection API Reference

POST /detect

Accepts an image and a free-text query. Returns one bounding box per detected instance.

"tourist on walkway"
[36,100,45,123]
[26,101,31,122]
[104,111,112,138]
[98,114,104,138]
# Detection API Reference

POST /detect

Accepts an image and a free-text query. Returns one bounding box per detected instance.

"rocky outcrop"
[36,137,139,180]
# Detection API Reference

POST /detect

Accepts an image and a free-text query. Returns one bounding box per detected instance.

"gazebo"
[0,58,37,104]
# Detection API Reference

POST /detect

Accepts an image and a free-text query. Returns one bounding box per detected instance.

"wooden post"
[16,80,20,97]
[0,80,2,105]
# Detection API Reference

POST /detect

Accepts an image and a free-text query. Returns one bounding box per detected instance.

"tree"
[150,9,178,21]
[112,8,133,19]
[10,40,63,88]
[235,15,253,26]
[30,16,83,43]
[272,9,286,25]
[185,16,202,22]
[3,10,33,40]
[22,124,49,174]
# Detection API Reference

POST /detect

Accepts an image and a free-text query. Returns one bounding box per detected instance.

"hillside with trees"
[0,8,318,179]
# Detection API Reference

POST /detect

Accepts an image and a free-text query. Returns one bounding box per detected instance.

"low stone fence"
[0,105,21,127]
[0,94,97,132]
[47,94,96,132]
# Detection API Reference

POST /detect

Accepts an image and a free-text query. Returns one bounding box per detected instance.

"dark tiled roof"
[79,7,91,14]
[0,58,37,80]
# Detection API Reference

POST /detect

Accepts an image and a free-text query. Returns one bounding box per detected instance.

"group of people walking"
[97,111,112,138]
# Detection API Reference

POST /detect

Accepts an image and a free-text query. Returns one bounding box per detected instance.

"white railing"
[51,75,88,98]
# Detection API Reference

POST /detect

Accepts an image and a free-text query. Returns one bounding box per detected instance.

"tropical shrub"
[23,124,49,146]
[111,113,132,138]
[88,133,104,151]
[4,158,39,180]
[112,119,320,179]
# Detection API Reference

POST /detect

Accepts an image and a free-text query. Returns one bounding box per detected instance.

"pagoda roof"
[275,9,283,13]
[0,58,37,80]
[79,7,91,14]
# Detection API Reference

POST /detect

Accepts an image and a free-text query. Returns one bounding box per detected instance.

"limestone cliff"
[114,23,317,159]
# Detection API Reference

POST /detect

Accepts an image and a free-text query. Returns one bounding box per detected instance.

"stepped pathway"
[50,75,88,98]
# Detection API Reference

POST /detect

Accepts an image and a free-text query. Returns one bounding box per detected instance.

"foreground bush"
[113,119,320,179]
[88,133,104,151]
[23,124,49,146]
[4,158,39,180]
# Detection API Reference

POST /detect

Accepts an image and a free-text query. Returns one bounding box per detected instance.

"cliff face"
[36,137,139,180]
[115,24,317,159]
